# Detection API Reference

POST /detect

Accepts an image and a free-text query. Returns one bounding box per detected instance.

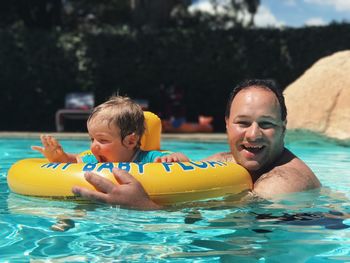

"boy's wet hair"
[88,95,145,146]
[225,79,287,121]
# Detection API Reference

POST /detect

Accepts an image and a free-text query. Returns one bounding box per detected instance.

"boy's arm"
[31,135,77,163]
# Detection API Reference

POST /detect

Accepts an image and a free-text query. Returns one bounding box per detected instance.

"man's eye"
[236,121,250,127]
[259,122,275,129]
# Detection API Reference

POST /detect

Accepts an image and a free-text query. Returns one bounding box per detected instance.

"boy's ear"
[123,133,139,149]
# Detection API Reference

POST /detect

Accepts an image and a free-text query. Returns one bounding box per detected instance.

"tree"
[130,0,191,29]
[0,0,260,31]
[62,0,131,30]
[244,0,260,27]
[0,0,62,29]
[188,0,261,29]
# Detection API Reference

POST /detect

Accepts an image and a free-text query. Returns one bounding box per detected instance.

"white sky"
[190,0,350,27]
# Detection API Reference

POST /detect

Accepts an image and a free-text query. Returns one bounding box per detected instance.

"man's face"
[225,87,286,173]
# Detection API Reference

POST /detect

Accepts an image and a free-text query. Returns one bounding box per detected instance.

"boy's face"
[87,117,132,162]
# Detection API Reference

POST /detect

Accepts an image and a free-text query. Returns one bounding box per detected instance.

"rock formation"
[284,50,350,140]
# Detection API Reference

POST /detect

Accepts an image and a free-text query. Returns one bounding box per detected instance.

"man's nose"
[246,123,262,140]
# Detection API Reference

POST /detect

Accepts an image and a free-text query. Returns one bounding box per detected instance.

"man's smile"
[241,144,265,155]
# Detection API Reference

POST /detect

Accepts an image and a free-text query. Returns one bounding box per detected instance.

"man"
[72,79,321,209]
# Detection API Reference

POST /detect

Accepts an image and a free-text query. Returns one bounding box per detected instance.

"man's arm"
[253,153,321,199]
[204,149,321,199]
[71,150,321,207]
[71,152,232,209]
[72,168,162,210]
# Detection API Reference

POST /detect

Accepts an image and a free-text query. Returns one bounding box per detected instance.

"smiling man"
[72,79,321,208]
[204,79,321,198]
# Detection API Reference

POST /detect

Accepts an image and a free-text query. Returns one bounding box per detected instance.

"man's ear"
[123,133,139,149]
[282,120,287,134]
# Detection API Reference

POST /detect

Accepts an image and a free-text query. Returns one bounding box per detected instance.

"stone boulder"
[284,50,350,140]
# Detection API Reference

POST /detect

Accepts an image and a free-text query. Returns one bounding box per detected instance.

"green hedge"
[1,23,350,131]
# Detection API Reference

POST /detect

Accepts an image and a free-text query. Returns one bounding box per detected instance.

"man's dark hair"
[225,79,287,121]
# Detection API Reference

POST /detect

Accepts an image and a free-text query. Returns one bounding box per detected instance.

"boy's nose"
[91,142,100,152]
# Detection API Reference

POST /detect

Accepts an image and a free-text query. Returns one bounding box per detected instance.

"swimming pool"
[1,132,350,262]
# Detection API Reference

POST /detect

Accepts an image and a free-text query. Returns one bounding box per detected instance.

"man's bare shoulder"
[202,152,236,162]
[253,149,321,199]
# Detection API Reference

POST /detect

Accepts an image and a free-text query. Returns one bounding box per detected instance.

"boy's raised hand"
[31,135,70,162]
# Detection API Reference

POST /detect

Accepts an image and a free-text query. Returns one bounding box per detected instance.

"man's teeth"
[244,145,264,150]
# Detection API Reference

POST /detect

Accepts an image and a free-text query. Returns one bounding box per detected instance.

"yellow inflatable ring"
[7,111,252,204]
[7,159,252,204]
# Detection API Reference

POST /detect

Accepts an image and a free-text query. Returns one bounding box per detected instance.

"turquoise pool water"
[1,132,350,262]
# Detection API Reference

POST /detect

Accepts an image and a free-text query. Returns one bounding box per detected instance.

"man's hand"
[72,168,162,210]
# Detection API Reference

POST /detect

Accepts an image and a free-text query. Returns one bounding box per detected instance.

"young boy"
[32,96,188,163]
